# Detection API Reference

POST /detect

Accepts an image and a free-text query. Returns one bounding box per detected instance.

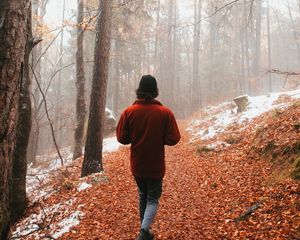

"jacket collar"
[133,99,162,106]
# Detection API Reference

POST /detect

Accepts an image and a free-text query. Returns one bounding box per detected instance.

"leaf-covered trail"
[57,120,299,240]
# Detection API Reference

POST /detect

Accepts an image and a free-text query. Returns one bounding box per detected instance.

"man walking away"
[116,75,181,240]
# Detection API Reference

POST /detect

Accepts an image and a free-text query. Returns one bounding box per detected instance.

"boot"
[136,229,154,240]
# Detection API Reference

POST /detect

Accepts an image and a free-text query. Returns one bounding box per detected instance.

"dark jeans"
[134,177,163,224]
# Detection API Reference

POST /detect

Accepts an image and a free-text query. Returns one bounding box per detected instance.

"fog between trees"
[28,0,300,167]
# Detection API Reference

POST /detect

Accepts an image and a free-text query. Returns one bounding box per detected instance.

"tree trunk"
[164,0,174,107]
[171,0,177,110]
[243,0,250,92]
[253,0,262,75]
[112,40,120,116]
[11,3,41,223]
[287,0,300,63]
[192,0,202,111]
[154,0,161,73]
[73,0,86,160]
[0,0,30,238]
[208,3,218,100]
[81,0,112,177]
[267,0,272,92]
[27,0,39,166]
[55,0,66,148]
[273,10,290,70]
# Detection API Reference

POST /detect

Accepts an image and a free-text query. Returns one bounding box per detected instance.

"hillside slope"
[10,91,300,240]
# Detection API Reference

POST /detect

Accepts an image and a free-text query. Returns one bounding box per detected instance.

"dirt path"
[38,121,298,240]
[16,119,288,240]
[12,101,300,240]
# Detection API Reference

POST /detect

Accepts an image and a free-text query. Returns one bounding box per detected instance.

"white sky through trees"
[45,0,295,27]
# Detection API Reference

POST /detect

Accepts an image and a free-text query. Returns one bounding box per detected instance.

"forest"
[0,0,300,239]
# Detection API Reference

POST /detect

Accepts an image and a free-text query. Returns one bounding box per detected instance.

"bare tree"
[162,0,175,108]
[55,0,66,147]
[267,0,272,92]
[0,0,30,238]
[73,0,87,160]
[112,39,121,116]
[192,0,202,111]
[81,0,112,177]
[154,0,161,72]
[28,0,49,165]
[253,0,262,75]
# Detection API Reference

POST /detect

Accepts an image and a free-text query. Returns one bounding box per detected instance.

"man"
[116,75,181,240]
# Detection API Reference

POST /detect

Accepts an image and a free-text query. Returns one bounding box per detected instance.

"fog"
[29,0,300,161]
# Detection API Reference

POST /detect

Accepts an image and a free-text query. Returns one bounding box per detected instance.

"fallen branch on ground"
[234,201,261,223]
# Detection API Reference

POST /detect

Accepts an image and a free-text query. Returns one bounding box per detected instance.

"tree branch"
[30,65,64,166]
[266,68,300,76]
[178,0,241,29]
[266,68,300,88]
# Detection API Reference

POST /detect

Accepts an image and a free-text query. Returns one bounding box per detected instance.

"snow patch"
[11,199,78,239]
[188,88,300,141]
[105,107,116,120]
[77,182,92,192]
[103,137,120,153]
[51,211,84,238]
[26,146,74,201]
[27,136,120,200]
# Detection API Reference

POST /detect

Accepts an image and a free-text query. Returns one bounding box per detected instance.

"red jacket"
[116,99,181,179]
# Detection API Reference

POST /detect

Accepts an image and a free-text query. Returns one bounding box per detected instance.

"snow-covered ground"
[11,198,84,240]
[12,137,120,240]
[187,88,300,142]
[26,137,120,201]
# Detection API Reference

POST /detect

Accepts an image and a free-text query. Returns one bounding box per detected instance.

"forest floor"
[11,93,300,240]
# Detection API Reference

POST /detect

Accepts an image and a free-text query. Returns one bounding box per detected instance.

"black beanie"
[138,75,157,93]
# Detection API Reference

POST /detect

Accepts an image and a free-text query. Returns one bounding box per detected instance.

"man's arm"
[116,111,131,145]
[164,111,181,146]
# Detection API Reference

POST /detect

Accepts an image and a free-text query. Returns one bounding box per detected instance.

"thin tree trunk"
[164,0,174,107]
[154,0,161,73]
[209,3,217,99]
[253,0,262,75]
[274,9,290,70]
[31,66,64,166]
[56,0,66,147]
[0,1,30,238]
[28,0,49,165]
[81,0,112,177]
[73,0,86,160]
[113,40,120,116]
[267,0,272,92]
[192,0,202,111]
[171,0,177,109]
[243,0,250,92]
[287,0,300,63]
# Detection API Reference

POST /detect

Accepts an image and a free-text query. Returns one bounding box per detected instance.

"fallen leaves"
[10,100,300,239]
